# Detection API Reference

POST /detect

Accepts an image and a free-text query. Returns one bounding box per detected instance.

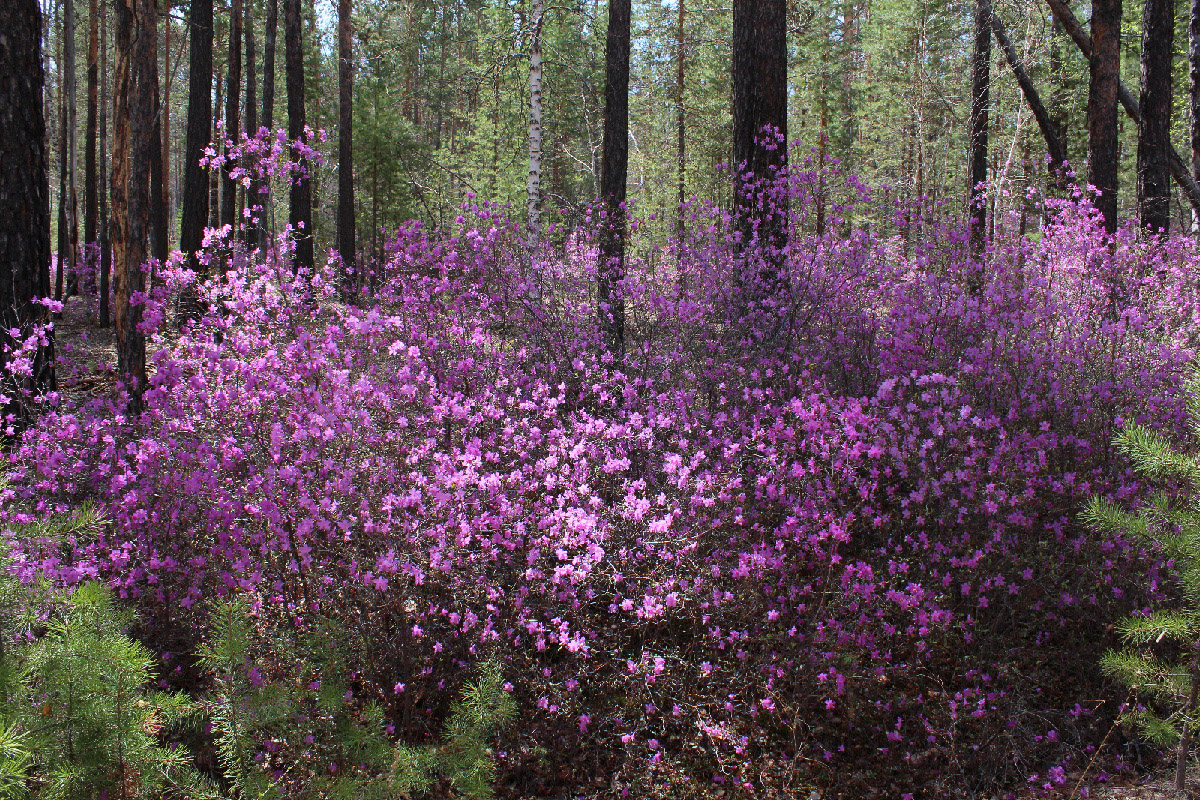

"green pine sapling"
[199,597,515,799]
[0,519,212,798]
[1086,369,1200,796]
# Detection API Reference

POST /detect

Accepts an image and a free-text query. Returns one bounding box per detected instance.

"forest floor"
[1085,773,1190,799]
[53,293,118,404]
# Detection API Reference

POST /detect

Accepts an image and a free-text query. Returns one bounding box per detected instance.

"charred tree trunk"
[221,0,242,232]
[285,0,312,274]
[179,0,211,278]
[1087,0,1121,233]
[598,0,630,360]
[337,0,356,285]
[731,0,788,266]
[0,0,56,406]
[968,0,991,258]
[1138,0,1174,234]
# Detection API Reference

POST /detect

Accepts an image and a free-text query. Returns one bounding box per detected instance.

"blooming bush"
[9,150,1200,796]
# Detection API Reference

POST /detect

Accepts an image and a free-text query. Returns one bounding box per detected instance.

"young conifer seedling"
[1087,369,1200,797]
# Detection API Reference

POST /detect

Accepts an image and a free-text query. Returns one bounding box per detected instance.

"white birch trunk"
[526,0,544,247]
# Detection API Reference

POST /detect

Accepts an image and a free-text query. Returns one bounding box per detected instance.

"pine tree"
[1087,368,1200,795]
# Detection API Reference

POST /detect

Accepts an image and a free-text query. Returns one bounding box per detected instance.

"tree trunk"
[1193,0,1200,231]
[85,0,99,247]
[1046,0,1200,214]
[112,0,154,413]
[222,0,243,231]
[285,0,313,274]
[179,0,212,276]
[337,0,356,285]
[598,0,630,360]
[526,0,544,247]
[1087,0,1121,233]
[731,0,787,261]
[1138,0,1174,234]
[244,0,258,246]
[0,0,56,407]
[969,0,991,258]
[100,0,109,327]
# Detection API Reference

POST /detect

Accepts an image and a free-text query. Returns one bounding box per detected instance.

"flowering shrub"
[9,148,1200,796]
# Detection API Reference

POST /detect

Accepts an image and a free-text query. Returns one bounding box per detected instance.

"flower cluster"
[8,147,1200,796]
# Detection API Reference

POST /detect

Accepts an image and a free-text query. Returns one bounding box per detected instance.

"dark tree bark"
[0,0,56,405]
[598,0,630,360]
[179,0,212,276]
[112,0,154,413]
[285,0,313,274]
[1046,0,1200,213]
[1138,0,1174,234]
[85,0,99,247]
[985,0,1069,184]
[1087,0,1121,233]
[221,0,242,231]
[244,0,258,246]
[968,0,990,258]
[100,0,110,327]
[731,0,787,259]
[337,0,355,284]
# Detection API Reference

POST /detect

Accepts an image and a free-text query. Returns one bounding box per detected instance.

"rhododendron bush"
[8,167,1200,796]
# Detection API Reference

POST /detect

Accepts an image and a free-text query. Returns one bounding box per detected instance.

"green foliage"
[430,660,516,800]
[1088,367,1200,773]
[199,598,514,799]
[0,506,210,800]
